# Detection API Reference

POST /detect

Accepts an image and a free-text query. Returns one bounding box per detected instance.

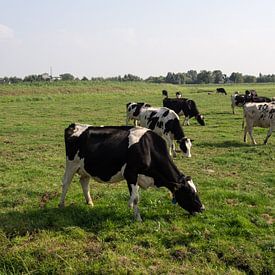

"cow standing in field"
[243,102,275,144]
[162,90,205,126]
[231,90,271,114]
[59,124,204,221]
[126,103,193,157]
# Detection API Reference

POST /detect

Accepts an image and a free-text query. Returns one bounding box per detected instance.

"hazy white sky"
[1,0,275,78]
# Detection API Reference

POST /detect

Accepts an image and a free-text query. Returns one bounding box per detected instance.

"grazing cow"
[162,91,205,126]
[59,124,204,221]
[126,102,151,126]
[139,107,193,157]
[243,102,275,144]
[216,88,227,95]
[231,91,271,114]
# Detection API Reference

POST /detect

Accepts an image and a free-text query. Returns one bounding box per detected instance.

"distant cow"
[162,90,205,126]
[126,103,193,157]
[216,88,227,95]
[231,91,271,114]
[243,102,275,144]
[126,102,151,126]
[59,124,204,221]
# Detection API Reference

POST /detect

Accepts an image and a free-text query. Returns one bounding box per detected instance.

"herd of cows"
[58,88,274,221]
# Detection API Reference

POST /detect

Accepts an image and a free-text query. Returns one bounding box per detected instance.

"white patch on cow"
[71,124,91,137]
[128,127,149,148]
[187,179,197,193]
[137,174,155,189]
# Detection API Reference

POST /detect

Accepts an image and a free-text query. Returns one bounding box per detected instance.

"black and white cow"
[162,90,205,126]
[231,91,271,114]
[126,103,192,157]
[216,88,227,95]
[126,102,151,126]
[243,102,275,144]
[59,123,204,221]
[139,107,193,157]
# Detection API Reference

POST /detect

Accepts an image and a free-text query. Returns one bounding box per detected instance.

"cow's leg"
[264,127,273,145]
[80,175,93,206]
[247,126,257,145]
[231,104,235,114]
[183,116,190,126]
[128,183,141,221]
[244,125,248,143]
[163,135,175,157]
[171,141,177,157]
[124,170,142,221]
[59,160,78,207]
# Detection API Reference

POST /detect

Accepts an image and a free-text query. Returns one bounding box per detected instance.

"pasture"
[0,82,274,274]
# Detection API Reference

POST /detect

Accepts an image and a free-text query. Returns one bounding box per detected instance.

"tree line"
[1,70,275,84]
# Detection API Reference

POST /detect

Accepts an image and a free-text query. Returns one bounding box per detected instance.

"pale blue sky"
[1,0,275,78]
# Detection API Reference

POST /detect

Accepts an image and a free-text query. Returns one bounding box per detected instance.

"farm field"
[0,82,274,274]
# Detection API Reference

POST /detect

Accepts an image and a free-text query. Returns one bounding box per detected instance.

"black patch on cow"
[164,118,185,141]
[162,110,169,117]
[133,103,145,117]
[147,112,158,130]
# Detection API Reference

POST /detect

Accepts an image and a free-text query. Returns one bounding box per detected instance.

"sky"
[0,0,275,78]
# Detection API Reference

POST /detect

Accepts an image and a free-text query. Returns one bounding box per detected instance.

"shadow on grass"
[0,204,133,237]
[197,140,249,148]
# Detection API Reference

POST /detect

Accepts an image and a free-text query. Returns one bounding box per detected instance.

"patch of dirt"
[226,199,239,206]
[261,214,274,225]
[39,191,59,208]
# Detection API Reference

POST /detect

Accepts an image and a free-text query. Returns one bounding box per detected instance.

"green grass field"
[0,82,274,274]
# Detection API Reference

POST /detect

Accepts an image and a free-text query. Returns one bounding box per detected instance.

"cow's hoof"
[87,201,94,207]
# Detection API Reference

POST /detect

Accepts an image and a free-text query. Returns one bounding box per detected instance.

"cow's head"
[174,176,204,215]
[196,114,205,126]
[178,138,193,158]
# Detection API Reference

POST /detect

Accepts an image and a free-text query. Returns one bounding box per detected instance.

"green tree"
[229,72,243,83]
[197,70,213,84]
[60,73,75,81]
[212,70,224,84]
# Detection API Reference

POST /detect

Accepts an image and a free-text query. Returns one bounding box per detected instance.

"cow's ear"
[191,139,194,142]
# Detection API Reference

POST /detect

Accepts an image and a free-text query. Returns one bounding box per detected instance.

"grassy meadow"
[0,82,274,274]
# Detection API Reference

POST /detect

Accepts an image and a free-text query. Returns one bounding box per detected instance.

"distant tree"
[60,73,75,81]
[81,76,89,81]
[197,70,213,84]
[186,70,197,83]
[212,70,224,84]
[8,76,22,83]
[121,74,142,81]
[243,75,256,83]
[165,72,184,84]
[229,72,243,83]
[145,75,165,83]
[23,75,38,82]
